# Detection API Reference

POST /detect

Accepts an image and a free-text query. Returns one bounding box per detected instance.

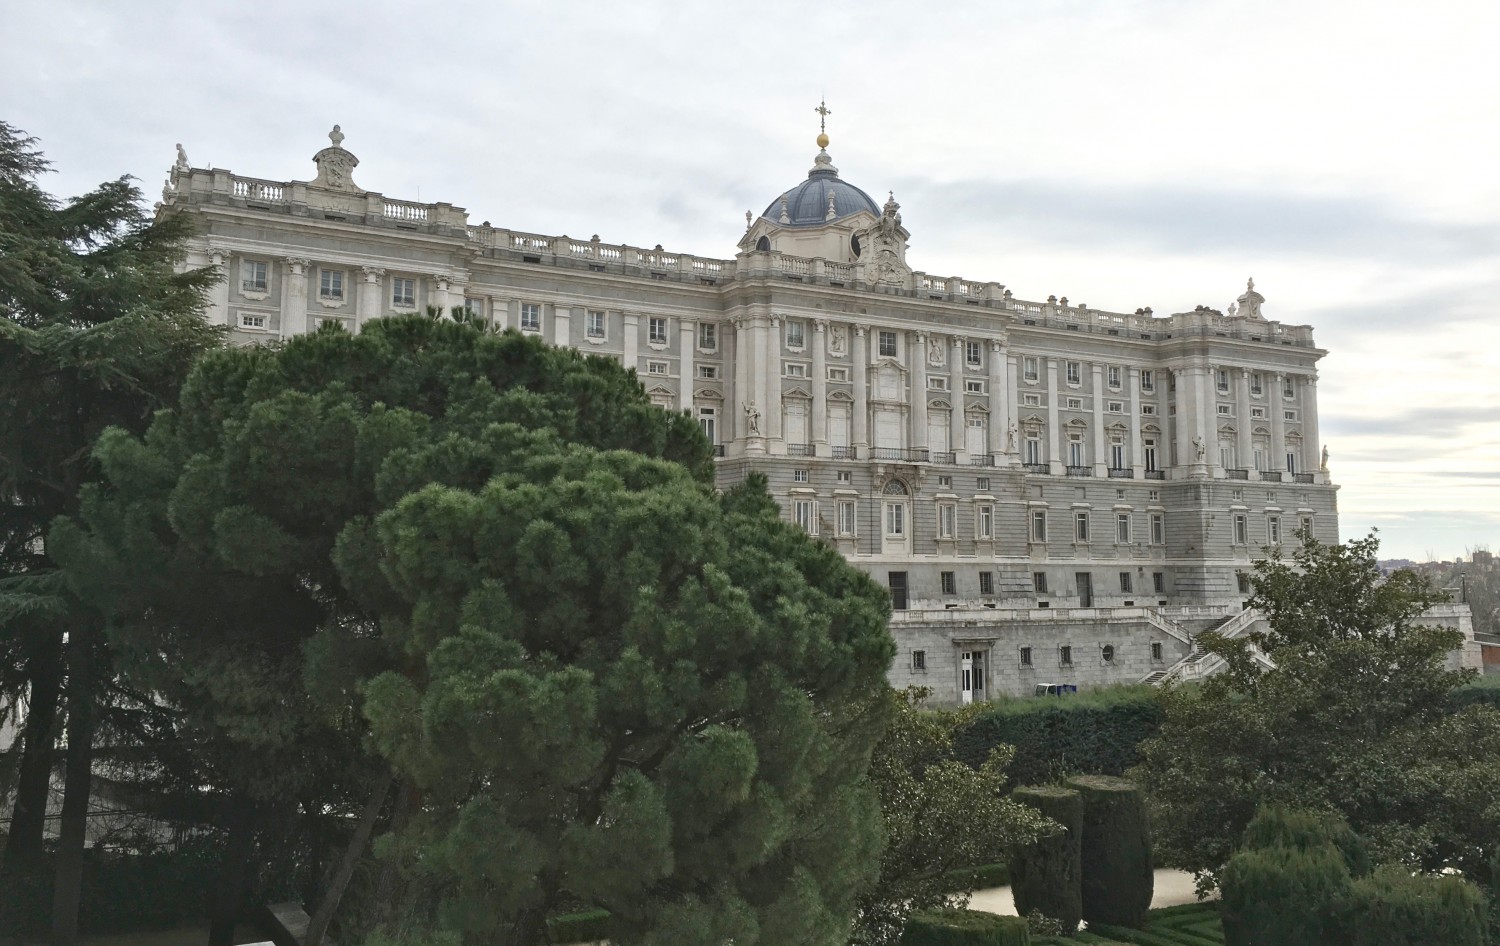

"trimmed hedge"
[1067,775,1153,929]
[1010,786,1082,935]
[900,909,1030,946]
[952,686,1162,786]
[1238,804,1370,877]
[547,909,611,944]
[1336,866,1487,946]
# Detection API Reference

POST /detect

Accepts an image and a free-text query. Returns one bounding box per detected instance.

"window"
[838,499,857,536]
[1033,572,1049,594]
[965,379,985,394]
[1107,400,1125,413]
[1023,356,1039,381]
[886,502,906,537]
[1152,571,1165,593]
[1268,515,1282,544]
[464,297,484,317]
[697,364,718,379]
[786,320,805,349]
[1031,510,1048,542]
[1074,511,1090,542]
[1119,571,1132,593]
[1102,644,1116,664]
[793,499,817,534]
[828,366,849,382]
[1299,514,1314,537]
[1108,365,1122,388]
[237,312,268,330]
[792,469,809,483]
[1233,513,1248,544]
[648,316,668,344]
[1216,369,1230,393]
[977,504,994,539]
[1149,489,1160,501]
[1251,373,1264,395]
[1110,440,1126,469]
[1150,512,1165,545]
[784,362,807,378]
[698,407,716,444]
[1023,393,1042,407]
[979,571,995,595]
[319,268,344,300]
[1251,406,1266,419]
[836,470,851,483]
[966,340,982,366]
[699,322,718,350]
[938,475,952,487]
[928,375,949,390]
[1141,404,1157,416]
[1060,645,1073,666]
[586,310,606,338]
[1283,409,1298,421]
[940,571,956,594]
[391,277,416,307]
[646,361,669,375]
[1068,435,1085,467]
[241,260,268,292]
[1025,437,1042,465]
[1218,404,1232,416]
[878,330,897,357]
[911,650,926,671]
[938,503,957,539]
[1066,361,1082,385]
[1151,641,1163,661]
[889,572,908,610]
[1233,488,1245,501]
[520,302,541,331]
[1020,646,1033,667]
[1283,376,1295,399]
[1237,572,1252,594]
[1065,397,1083,412]
[1140,369,1155,392]
[976,477,990,491]
[1116,513,1131,543]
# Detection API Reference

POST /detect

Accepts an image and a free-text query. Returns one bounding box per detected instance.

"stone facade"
[157,126,1382,704]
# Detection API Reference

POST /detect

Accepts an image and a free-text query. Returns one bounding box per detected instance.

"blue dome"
[763,153,880,228]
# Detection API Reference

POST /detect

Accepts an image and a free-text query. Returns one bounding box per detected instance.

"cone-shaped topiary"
[898,909,1031,946]
[1239,804,1371,877]
[1009,786,1082,935]
[1065,774,1153,928]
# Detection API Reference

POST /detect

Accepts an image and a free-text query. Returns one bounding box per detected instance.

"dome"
[762,150,881,228]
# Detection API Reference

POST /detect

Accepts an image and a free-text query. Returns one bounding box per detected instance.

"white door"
[959,650,986,704]
[883,500,909,554]
[966,416,986,455]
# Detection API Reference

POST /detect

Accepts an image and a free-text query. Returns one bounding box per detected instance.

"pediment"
[783,385,812,400]
[694,387,723,400]
[827,389,854,402]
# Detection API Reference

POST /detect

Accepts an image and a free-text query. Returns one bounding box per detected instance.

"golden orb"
[817,132,829,149]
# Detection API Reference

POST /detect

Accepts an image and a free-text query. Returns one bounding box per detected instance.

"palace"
[155,120,1481,701]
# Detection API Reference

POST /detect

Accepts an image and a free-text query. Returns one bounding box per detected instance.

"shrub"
[938,862,1010,893]
[547,909,611,944]
[1009,786,1082,935]
[1334,866,1487,946]
[1066,775,1153,928]
[0,843,219,936]
[899,909,1030,946]
[1220,842,1351,946]
[1239,804,1370,876]
[952,686,1162,786]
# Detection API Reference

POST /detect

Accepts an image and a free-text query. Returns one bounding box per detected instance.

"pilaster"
[283,258,310,338]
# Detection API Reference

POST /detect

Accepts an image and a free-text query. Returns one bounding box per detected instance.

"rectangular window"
[1066,397,1084,411]
[1020,645,1033,667]
[1283,377,1295,399]
[1031,510,1048,542]
[697,364,718,379]
[878,330,897,357]
[586,310,606,338]
[1141,404,1157,416]
[1218,404,1232,416]
[886,503,905,537]
[966,340,983,366]
[1074,511,1090,542]
[828,366,849,382]
[319,268,343,300]
[1152,571,1165,593]
[1284,409,1298,421]
[1268,515,1282,544]
[938,475,952,487]
[241,260,268,292]
[1060,645,1073,666]
[392,277,416,307]
[1120,571,1133,593]
[1068,437,1085,467]
[911,649,926,671]
[1151,641,1163,661]
[1025,437,1042,465]
[784,362,807,378]
[979,571,995,595]
[928,375,949,390]
[889,572,908,610]
[648,316,668,344]
[1110,441,1126,469]
[1251,373,1264,395]
[1116,513,1131,543]
[838,499,857,536]
[1251,406,1266,419]
[977,504,994,539]
[786,320,805,349]
[1066,361,1082,385]
[792,469,809,483]
[938,503,957,539]
[940,571,956,595]
[1300,514,1313,537]
[646,361,669,375]
[1140,369,1155,392]
[698,407,716,444]
[1238,572,1252,594]
[1107,365,1122,388]
[1234,513,1248,544]
[976,477,990,491]
[1023,356,1039,382]
[1150,512,1165,545]
[836,470,851,483]
[1033,572,1049,594]
[1023,393,1042,407]
[520,302,541,331]
[965,379,986,395]
[1216,369,1230,393]
[699,322,718,350]
[237,312,268,330]
[464,297,484,317]
[1107,400,1125,413]
[794,499,817,534]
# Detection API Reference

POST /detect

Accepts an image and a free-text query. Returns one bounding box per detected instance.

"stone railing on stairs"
[1152,608,1269,685]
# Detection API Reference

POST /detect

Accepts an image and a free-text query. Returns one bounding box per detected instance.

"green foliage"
[938,863,1010,894]
[0,843,219,935]
[1066,775,1153,928]
[898,909,1030,946]
[1135,530,1500,884]
[1220,840,1350,945]
[1009,786,1082,936]
[1238,805,1370,877]
[854,690,1051,946]
[1335,865,1487,946]
[952,686,1162,787]
[546,909,612,944]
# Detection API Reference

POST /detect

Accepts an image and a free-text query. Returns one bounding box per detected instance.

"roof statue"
[1236,277,1265,318]
[311,124,361,192]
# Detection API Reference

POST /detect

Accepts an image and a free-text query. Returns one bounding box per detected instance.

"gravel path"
[967,868,1209,916]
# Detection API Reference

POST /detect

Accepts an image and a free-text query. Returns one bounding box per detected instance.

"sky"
[7,0,1498,561]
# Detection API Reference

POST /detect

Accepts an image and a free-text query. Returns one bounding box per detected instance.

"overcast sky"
[8,0,1498,561]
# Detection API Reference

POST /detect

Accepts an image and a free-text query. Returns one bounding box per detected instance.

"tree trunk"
[50,624,95,946]
[208,795,258,946]
[4,635,63,868]
[305,769,394,946]
[370,780,418,929]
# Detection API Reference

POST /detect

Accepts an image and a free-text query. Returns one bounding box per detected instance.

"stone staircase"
[1143,609,1266,686]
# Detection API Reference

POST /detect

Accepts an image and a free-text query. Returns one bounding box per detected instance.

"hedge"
[1220,842,1350,946]
[547,909,611,944]
[1010,786,1082,935]
[1334,866,1487,946]
[939,862,1010,893]
[1239,804,1369,877]
[899,909,1030,946]
[1066,775,1153,928]
[0,843,219,936]
[952,686,1162,786]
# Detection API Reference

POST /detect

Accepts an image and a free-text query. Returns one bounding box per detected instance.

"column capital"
[361,266,385,281]
[813,318,828,332]
[951,335,964,348]
[767,313,781,327]
[854,325,867,337]
[990,339,1005,352]
[284,257,310,273]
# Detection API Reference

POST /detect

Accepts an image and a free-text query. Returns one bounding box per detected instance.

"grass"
[1034,902,1222,946]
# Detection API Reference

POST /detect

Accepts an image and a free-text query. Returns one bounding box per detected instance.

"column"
[1157,370,1173,469]
[207,249,230,326]
[949,336,965,459]
[910,331,929,454]
[1236,368,1253,474]
[1270,372,1286,475]
[852,327,869,457]
[679,319,695,412]
[987,340,1005,457]
[1045,358,1062,474]
[553,305,571,348]
[725,319,741,444]
[766,316,782,446]
[1091,363,1107,476]
[357,267,384,332]
[1303,373,1321,479]
[432,277,452,317]
[622,312,639,373]
[811,320,828,450]
[1128,366,1144,477]
[1006,352,1021,464]
[282,258,309,338]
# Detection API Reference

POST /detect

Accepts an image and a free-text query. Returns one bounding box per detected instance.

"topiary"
[1334,865,1487,946]
[1220,839,1352,946]
[898,909,1030,946]
[1066,774,1154,928]
[1009,785,1082,935]
[1239,804,1370,877]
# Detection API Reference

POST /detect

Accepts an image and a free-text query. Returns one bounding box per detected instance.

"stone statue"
[1193,435,1206,462]
[744,402,761,436]
[829,324,847,354]
[927,335,943,366]
[329,124,345,147]
[174,143,189,170]
[1006,422,1018,453]
[1236,277,1265,319]
[1320,444,1329,472]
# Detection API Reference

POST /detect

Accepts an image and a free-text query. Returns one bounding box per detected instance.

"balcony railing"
[1294,472,1315,483]
[1144,469,1165,480]
[1226,468,1249,480]
[1259,470,1284,482]
[829,446,854,459]
[1107,468,1134,478]
[786,443,815,457]
[871,447,929,463]
[1066,465,1094,477]
[1023,462,1051,474]
[930,451,956,464]
[969,455,995,467]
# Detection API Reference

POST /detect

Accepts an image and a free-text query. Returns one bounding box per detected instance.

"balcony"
[1259,470,1284,482]
[1107,468,1134,479]
[829,445,854,459]
[1294,472,1315,483]
[1066,465,1094,477]
[930,451,956,464]
[786,443,815,457]
[1144,470,1165,480]
[871,447,930,463]
[969,455,996,467]
[1023,462,1051,475]
[1226,468,1249,480]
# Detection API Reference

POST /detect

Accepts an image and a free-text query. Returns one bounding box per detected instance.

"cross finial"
[815,98,831,133]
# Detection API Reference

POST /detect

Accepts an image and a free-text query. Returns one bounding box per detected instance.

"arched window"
[755,235,771,252]
[850,233,862,258]
[882,479,909,496]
